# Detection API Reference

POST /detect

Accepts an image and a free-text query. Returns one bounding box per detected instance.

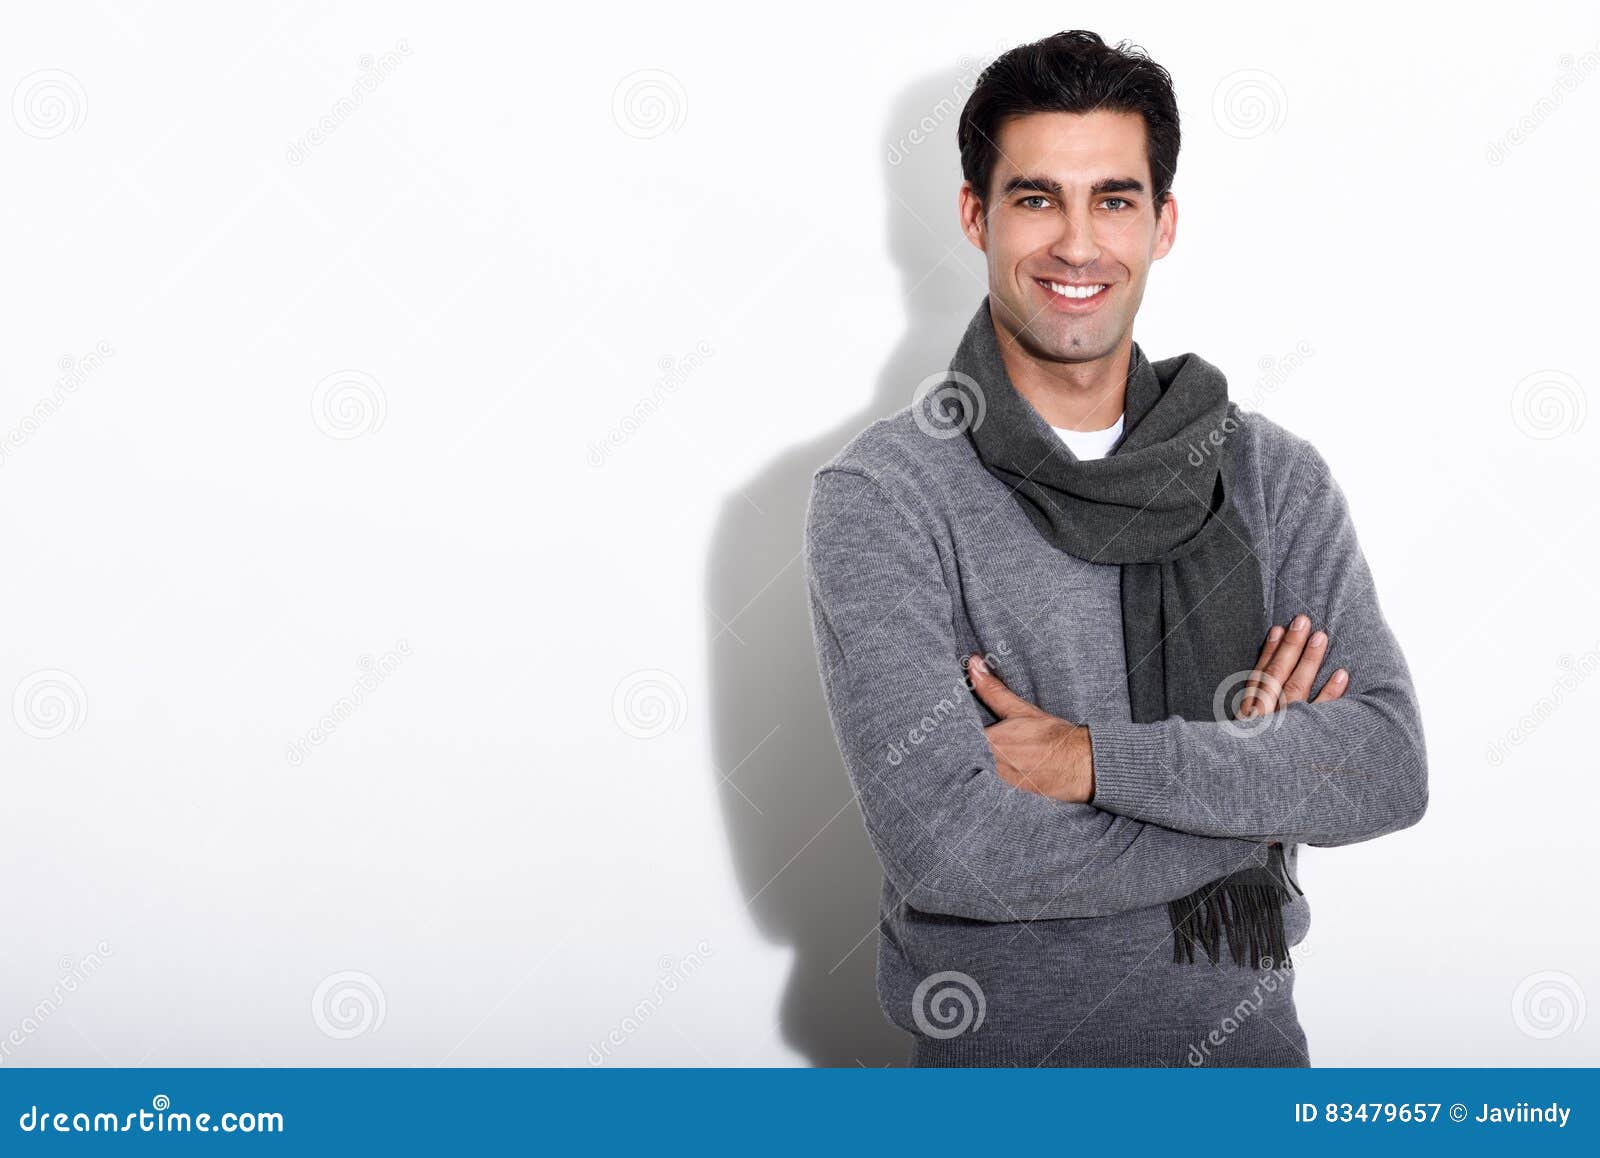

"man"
[802,30,1427,1067]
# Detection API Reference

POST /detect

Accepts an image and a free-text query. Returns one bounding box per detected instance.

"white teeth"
[1048,281,1107,299]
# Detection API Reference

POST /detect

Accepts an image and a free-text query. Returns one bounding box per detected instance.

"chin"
[1026,321,1110,361]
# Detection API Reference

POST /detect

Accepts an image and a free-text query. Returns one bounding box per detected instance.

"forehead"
[989,109,1150,184]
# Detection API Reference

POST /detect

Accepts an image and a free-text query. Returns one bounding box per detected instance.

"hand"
[1238,613,1350,718]
[966,654,1094,803]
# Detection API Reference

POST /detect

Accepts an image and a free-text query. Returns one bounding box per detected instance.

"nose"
[1047,202,1101,270]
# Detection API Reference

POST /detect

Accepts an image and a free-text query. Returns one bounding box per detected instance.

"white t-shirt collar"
[1049,413,1125,461]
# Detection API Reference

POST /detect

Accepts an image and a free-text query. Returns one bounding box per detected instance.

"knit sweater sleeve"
[1087,443,1429,847]
[804,464,1277,923]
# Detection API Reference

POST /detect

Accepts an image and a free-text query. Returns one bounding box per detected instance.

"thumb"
[967,654,1039,719]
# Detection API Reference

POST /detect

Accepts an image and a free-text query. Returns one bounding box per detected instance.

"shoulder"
[1225,403,1336,528]
[810,395,976,523]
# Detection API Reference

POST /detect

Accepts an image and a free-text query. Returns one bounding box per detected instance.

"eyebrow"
[996,174,1147,199]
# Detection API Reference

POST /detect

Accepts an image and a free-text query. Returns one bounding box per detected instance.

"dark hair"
[957,30,1180,216]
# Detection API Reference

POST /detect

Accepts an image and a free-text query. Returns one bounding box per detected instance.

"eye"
[1018,195,1052,210]
[1101,197,1131,211]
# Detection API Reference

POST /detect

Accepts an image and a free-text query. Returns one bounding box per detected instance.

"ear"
[1152,191,1178,261]
[957,181,988,254]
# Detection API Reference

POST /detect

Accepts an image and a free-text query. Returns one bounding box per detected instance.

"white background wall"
[2,1,1596,1067]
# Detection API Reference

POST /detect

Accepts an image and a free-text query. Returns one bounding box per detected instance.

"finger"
[967,654,1039,720]
[1256,614,1311,713]
[1239,625,1285,717]
[1312,668,1349,703]
[1281,628,1330,703]
[1239,628,1280,717]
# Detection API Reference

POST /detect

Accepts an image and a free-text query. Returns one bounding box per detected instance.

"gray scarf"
[947,296,1303,969]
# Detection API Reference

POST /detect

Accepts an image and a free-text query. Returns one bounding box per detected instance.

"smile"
[1044,281,1107,299]
[1035,278,1112,311]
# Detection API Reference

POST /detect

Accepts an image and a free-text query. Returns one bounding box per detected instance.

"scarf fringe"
[1168,844,1305,969]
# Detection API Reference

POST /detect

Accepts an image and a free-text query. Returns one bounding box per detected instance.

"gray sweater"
[803,379,1428,1067]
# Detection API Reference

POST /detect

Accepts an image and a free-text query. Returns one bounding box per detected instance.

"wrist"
[1073,724,1095,803]
[1048,722,1095,803]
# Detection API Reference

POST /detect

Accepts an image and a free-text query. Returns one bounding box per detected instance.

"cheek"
[1095,225,1144,264]
[994,216,1058,260]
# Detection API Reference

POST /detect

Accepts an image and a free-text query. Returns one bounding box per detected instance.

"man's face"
[959,109,1175,364]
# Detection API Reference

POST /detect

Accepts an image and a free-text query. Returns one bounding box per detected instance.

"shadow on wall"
[706,73,990,1067]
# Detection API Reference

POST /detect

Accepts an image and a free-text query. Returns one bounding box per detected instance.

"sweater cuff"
[1087,719,1173,817]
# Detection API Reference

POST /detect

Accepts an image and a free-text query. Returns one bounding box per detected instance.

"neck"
[988,301,1131,431]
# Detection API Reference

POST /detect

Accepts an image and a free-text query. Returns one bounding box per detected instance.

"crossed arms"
[802,447,1428,924]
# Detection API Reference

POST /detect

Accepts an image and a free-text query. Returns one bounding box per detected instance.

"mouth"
[1035,277,1112,313]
